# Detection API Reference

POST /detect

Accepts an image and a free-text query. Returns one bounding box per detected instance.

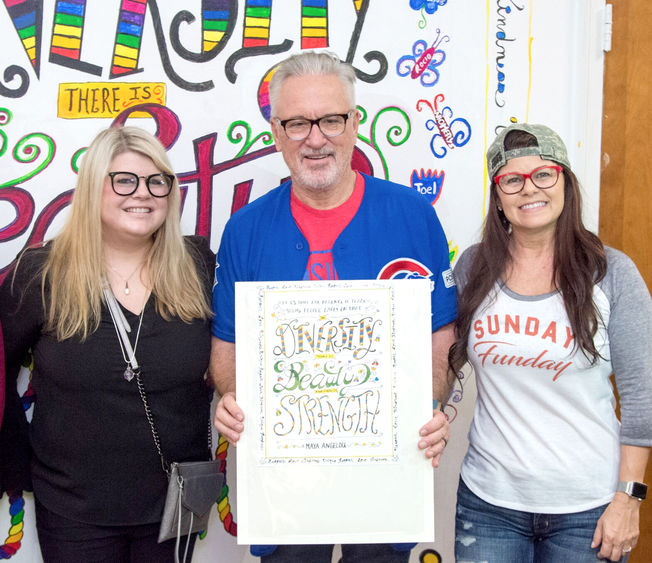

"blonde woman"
[0,126,215,561]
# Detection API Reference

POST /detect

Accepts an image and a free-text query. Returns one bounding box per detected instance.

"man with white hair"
[211,51,457,562]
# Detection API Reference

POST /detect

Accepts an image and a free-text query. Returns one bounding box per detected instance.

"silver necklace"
[107,262,144,295]
[104,285,148,381]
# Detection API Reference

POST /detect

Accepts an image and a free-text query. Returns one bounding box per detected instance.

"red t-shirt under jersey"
[290,172,365,280]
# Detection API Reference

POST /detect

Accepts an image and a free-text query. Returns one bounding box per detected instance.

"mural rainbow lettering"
[110,0,147,77]
[200,0,236,55]
[49,0,102,76]
[243,0,271,48]
[2,0,42,76]
[2,2,389,94]
[301,0,328,49]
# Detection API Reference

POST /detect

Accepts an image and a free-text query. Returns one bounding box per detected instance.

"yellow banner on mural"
[57,83,166,119]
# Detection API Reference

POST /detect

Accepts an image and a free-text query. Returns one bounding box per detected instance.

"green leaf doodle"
[227,120,273,158]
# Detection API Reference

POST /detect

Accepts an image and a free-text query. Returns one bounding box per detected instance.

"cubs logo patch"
[377,258,435,292]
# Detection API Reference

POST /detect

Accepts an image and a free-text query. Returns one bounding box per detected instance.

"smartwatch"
[616,481,647,501]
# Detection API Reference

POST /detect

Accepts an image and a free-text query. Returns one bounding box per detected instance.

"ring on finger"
[622,546,632,553]
[442,437,448,447]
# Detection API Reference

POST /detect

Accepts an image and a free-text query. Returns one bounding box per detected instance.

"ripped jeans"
[454,478,628,563]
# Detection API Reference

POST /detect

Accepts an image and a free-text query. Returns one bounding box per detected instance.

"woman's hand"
[418,409,450,468]
[591,493,641,561]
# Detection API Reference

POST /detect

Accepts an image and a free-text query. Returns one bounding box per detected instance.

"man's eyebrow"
[280,113,345,121]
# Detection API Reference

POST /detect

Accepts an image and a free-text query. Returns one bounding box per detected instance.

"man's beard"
[290,147,353,191]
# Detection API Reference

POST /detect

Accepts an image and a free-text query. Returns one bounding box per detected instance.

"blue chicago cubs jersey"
[212,173,457,341]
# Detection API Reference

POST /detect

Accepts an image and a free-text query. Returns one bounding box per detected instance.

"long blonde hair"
[41,125,212,340]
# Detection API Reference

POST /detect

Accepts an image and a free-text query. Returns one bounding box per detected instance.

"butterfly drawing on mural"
[396,30,450,87]
[417,94,472,159]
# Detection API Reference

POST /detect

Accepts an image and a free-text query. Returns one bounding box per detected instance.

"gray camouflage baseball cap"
[486,123,570,179]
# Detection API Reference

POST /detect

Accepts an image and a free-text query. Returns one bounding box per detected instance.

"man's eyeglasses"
[108,171,175,198]
[276,110,355,141]
[493,165,563,195]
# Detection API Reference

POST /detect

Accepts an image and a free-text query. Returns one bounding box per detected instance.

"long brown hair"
[449,130,607,375]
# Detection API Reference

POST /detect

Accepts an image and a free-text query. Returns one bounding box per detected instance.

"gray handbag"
[158,460,224,542]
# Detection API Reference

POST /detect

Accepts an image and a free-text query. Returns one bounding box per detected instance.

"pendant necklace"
[107,261,144,295]
[104,285,148,382]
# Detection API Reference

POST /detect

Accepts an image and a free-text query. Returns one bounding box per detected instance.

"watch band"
[616,480,647,501]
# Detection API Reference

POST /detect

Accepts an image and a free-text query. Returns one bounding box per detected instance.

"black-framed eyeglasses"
[276,110,355,141]
[108,171,175,198]
[493,165,563,195]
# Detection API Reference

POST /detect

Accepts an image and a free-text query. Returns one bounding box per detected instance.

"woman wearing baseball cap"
[449,123,651,562]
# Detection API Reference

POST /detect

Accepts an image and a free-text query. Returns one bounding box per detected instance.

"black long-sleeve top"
[0,236,215,525]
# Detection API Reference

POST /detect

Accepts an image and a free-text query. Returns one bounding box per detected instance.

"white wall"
[0,1,606,561]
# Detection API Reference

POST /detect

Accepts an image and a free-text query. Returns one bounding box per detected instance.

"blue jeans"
[455,478,627,563]
[260,543,412,563]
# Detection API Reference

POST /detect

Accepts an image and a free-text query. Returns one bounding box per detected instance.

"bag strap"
[134,364,214,475]
[104,286,212,474]
[175,488,194,563]
[135,372,170,473]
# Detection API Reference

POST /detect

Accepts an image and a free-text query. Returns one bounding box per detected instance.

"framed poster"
[235,279,434,545]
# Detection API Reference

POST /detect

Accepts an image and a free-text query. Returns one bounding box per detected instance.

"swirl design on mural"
[227,121,274,159]
[0,129,56,189]
[442,367,465,423]
[71,148,87,174]
[0,108,12,158]
[356,105,411,180]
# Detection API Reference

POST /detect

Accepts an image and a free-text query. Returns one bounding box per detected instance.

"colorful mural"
[0,1,606,561]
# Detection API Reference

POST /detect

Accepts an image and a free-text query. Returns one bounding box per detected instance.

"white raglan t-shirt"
[456,246,652,514]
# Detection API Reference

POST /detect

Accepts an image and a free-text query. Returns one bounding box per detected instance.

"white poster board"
[235,279,433,545]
